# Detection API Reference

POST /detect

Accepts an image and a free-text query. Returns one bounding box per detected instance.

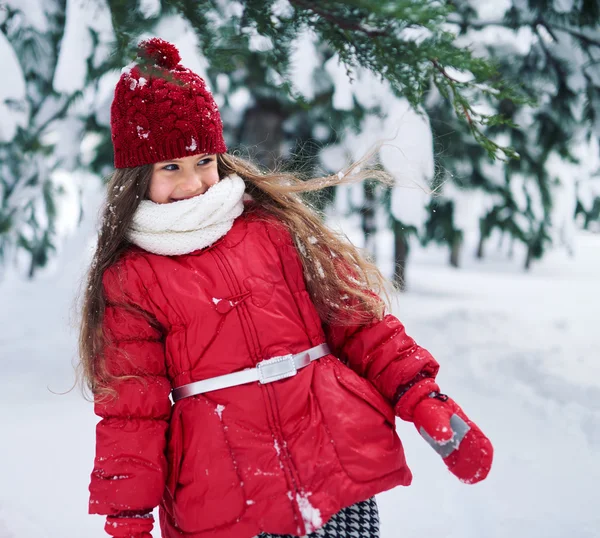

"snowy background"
[1,0,599,536]
[0,178,598,538]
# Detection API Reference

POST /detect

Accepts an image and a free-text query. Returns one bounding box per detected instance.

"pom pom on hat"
[137,38,181,70]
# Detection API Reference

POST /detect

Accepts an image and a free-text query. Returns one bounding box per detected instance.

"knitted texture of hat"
[111,38,227,169]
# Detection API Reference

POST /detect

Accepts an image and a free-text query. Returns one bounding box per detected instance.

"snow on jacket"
[89,206,439,538]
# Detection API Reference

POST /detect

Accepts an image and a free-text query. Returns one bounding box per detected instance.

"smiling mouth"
[170,194,202,202]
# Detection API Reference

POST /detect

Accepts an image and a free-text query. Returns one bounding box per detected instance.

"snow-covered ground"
[0,183,598,538]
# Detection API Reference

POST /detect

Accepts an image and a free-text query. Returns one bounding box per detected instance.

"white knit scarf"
[127,174,246,255]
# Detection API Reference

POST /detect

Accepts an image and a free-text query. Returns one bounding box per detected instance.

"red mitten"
[105,515,153,538]
[395,379,493,484]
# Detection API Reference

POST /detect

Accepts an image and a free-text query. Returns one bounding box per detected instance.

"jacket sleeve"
[322,312,440,403]
[88,257,172,533]
[323,314,439,402]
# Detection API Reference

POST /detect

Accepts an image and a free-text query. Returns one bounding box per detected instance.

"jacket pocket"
[167,397,246,533]
[313,357,405,482]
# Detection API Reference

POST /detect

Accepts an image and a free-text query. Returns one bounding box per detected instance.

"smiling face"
[148,153,220,204]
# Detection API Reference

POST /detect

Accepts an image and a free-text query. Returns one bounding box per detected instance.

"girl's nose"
[180,171,207,194]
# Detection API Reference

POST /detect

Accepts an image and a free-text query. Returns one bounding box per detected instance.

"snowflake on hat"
[111,38,227,169]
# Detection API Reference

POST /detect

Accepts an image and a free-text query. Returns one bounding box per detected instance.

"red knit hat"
[110,38,227,168]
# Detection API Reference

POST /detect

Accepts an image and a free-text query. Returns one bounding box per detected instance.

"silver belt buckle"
[257,354,296,384]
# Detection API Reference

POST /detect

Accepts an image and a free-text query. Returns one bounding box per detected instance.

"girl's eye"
[198,158,213,166]
[162,164,179,171]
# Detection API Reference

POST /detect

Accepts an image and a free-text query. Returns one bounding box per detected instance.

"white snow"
[375,231,600,538]
[295,491,322,534]
[88,70,121,128]
[215,404,225,420]
[314,260,326,279]
[216,74,230,94]
[554,0,575,13]
[138,0,161,19]
[53,0,114,93]
[226,87,253,113]
[312,123,329,141]
[248,32,274,53]
[289,30,319,100]
[324,55,354,111]
[0,31,27,141]
[472,0,513,19]
[442,183,484,234]
[320,144,349,175]
[185,137,198,152]
[271,0,293,19]
[137,125,149,139]
[50,170,83,237]
[5,0,48,31]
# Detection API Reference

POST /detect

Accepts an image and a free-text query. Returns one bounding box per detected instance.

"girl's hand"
[395,378,493,484]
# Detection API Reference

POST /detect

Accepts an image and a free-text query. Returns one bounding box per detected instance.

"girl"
[80,38,493,538]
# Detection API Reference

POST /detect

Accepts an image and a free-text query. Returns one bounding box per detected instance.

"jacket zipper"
[210,248,306,532]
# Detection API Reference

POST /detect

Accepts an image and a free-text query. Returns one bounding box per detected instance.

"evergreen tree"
[0,0,70,276]
[424,0,600,269]
[0,0,531,278]
[0,0,157,275]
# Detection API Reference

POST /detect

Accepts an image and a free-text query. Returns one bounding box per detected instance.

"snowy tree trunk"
[508,236,515,259]
[449,232,462,268]
[238,99,286,170]
[524,247,533,271]
[361,183,377,259]
[476,234,485,260]
[393,219,408,291]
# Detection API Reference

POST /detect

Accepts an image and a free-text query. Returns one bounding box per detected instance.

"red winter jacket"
[89,207,439,538]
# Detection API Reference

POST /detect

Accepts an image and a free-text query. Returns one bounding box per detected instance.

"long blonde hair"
[79,151,393,395]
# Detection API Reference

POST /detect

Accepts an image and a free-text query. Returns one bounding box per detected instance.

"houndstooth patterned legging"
[256,497,380,538]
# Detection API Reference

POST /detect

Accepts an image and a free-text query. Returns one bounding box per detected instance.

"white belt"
[172,343,330,402]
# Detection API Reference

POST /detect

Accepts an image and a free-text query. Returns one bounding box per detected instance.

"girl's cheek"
[148,176,171,203]
[208,167,220,186]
